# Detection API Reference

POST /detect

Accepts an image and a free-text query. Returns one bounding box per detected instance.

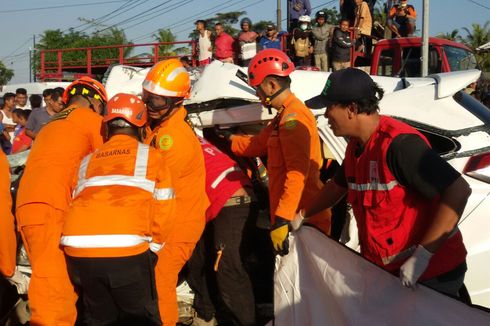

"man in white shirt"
[195,20,213,66]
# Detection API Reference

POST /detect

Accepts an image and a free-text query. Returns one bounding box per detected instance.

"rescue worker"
[215,49,331,256]
[1,151,29,294]
[61,93,176,325]
[16,77,107,325]
[187,136,267,326]
[301,68,469,296]
[142,59,209,325]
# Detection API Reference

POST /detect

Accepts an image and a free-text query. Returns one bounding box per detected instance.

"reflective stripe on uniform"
[74,175,156,197]
[73,143,162,197]
[154,187,175,200]
[347,180,398,192]
[60,234,151,248]
[134,143,150,178]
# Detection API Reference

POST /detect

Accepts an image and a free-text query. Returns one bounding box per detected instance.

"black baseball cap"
[266,24,276,30]
[305,68,377,109]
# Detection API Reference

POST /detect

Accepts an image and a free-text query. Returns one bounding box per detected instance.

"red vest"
[199,137,250,222]
[344,116,466,280]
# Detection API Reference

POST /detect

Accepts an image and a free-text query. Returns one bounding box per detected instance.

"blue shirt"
[259,32,286,51]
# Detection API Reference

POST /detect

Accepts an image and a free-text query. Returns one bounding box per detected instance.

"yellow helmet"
[142,59,190,98]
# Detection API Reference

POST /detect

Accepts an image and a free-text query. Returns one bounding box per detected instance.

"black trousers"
[66,250,161,326]
[186,202,274,326]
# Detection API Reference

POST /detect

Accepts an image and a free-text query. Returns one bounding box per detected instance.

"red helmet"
[247,49,295,87]
[63,76,108,105]
[104,93,147,127]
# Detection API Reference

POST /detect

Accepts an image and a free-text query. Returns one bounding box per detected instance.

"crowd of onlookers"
[0,87,65,155]
[192,0,419,72]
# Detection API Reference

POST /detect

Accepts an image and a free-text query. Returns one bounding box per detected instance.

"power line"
[122,0,195,33]
[92,0,175,34]
[131,0,241,43]
[77,0,153,33]
[171,0,336,38]
[172,0,264,37]
[1,37,33,60]
[63,0,142,32]
[0,0,129,14]
[466,0,490,10]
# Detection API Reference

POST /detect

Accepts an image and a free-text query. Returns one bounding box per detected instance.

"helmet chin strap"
[259,85,287,114]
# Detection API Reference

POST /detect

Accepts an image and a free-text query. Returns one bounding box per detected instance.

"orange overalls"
[231,93,331,232]
[0,151,16,278]
[145,107,209,325]
[16,106,103,325]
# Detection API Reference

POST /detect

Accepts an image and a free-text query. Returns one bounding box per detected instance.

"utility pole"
[29,48,32,83]
[30,35,37,82]
[421,0,429,76]
[287,0,290,31]
[277,0,282,31]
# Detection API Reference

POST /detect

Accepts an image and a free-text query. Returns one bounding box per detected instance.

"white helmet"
[298,15,311,23]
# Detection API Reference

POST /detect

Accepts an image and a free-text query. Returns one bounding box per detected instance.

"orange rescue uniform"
[145,107,209,325]
[16,106,103,325]
[0,151,16,278]
[231,93,331,232]
[61,135,175,257]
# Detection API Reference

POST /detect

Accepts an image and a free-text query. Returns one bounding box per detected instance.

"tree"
[316,7,341,26]
[0,60,14,86]
[462,21,490,72]
[437,29,462,42]
[153,29,189,58]
[34,27,132,79]
[253,20,275,35]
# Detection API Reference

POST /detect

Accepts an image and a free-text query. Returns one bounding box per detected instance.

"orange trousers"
[155,242,196,326]
[16,203,78,326]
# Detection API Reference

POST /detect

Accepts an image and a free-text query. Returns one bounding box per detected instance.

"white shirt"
[198,30,212,61]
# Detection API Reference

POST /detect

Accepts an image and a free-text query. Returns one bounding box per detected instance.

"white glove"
[399,245,433,289]
[149,242,165,253]
[7,269,30,295]
[291,210,305,231]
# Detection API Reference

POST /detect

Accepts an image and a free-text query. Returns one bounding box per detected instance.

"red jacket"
[199,137,250,222]
[214,32,235,60]
[344,116,466,280]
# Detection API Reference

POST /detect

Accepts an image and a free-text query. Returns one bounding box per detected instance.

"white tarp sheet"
[272,227,490,326]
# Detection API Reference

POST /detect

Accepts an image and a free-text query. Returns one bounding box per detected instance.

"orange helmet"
[142,59,190,98]
[63,76,108,105]
[103,93,147,127]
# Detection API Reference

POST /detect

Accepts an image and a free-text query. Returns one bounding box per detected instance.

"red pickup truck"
[354,37,478,77]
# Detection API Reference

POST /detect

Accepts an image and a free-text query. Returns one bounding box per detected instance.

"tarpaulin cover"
[272,227,490,326]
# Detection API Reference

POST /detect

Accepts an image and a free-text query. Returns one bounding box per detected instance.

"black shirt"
[332,28,353,62]
[334,134,461,199]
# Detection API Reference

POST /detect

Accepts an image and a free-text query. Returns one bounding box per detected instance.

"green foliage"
[461,21,490,72]
[0,60,14,86]
[153,29,189,57]
[253,20,275,35]
[188,11,246,39]
[315,7,341,26]
[34,27,132,75]
[436,29,462,42]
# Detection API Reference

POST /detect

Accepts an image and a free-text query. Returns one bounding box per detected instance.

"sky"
[0,0,488,83]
